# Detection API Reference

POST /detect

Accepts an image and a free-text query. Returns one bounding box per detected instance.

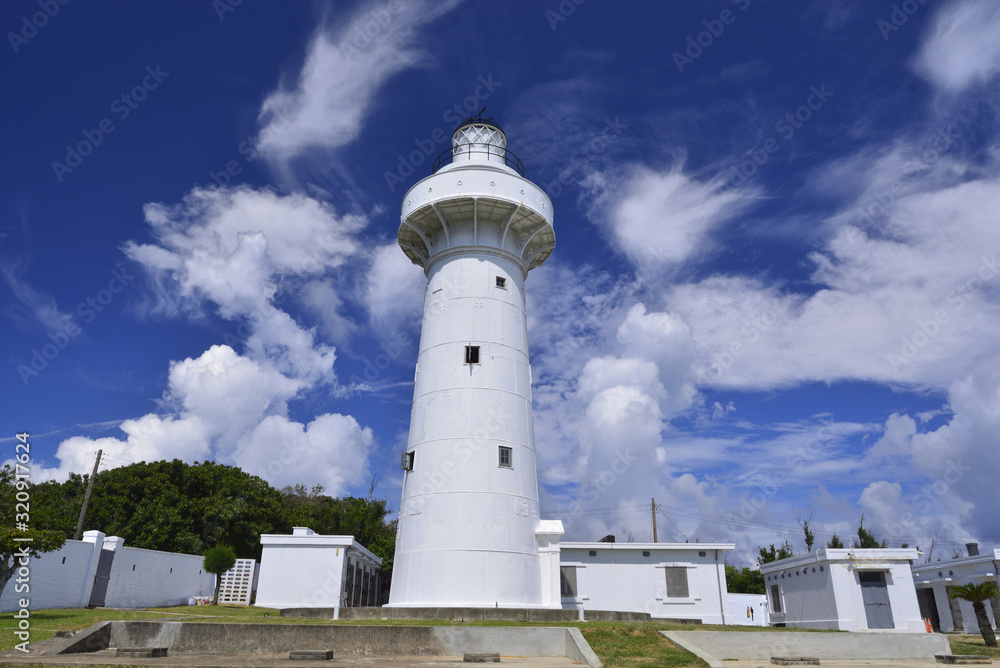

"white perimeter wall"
[0,531,104,612]
[102,540,215,608]
[559,543,732,624]
[727,593,770,626]
[1,531,213,612]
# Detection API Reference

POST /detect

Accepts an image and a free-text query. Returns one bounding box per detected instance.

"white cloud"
[363,242,424,331]
[232,413,374,496]
[256,0,463,163]
[589,163,753,271]
[914,0,1000,93]
[124,185,366,387]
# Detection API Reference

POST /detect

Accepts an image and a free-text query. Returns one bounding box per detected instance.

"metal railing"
[432,142,524,176]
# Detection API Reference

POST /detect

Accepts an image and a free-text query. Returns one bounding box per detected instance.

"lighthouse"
[388,117,563,608]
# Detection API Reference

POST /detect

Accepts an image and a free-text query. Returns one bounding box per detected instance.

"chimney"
[966,542,980,557]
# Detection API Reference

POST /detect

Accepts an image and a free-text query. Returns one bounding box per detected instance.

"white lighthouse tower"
[388,117,563,608]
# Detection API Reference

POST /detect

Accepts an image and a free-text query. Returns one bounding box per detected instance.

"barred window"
[560,566,578,597]
[665,566,689,598]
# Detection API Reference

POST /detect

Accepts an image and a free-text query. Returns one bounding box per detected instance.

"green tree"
[854,514,887,549]
[949,581,999,647]
[757,541,794,564]
[203,545,237,605]
[828,533,844,548]
[0,467,66,599]
[725,565,765,594]
[32,460,289,559]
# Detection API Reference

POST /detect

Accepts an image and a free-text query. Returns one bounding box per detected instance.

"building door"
[916,587,941,631]
[88,549,115,607]
[860,571,894,629]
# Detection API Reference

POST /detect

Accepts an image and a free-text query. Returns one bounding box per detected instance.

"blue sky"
[3,0,999,565]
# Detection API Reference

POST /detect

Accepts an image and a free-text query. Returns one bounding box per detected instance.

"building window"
[642,551,650,557]
[496,276,507,289]
[665,567,689,598]
[770,584,782,613]
[699,551,706,557]
[560,566,578,597]
[589,550,597,557]
[465,345,480,364]
[498,446,512,468]
[401,451,414,472]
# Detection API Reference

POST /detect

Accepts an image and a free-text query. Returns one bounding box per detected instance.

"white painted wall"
[913,547,999,633]
[761,548,924,632]
[0,530,104,612]
[255,528,382,609]
[1,530,216,612]
[559,543,733,623]
[102,537,215,608]
[727,593,770,626]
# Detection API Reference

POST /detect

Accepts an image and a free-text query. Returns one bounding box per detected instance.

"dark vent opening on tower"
[401,451,414,472]
[465,345,480,364]
[496,276,506,289]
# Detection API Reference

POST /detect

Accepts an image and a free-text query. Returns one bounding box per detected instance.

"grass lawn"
[949,633,1000,659]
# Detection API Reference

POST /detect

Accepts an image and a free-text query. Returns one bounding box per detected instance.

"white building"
[760,548,924,632]
[558,542,734,623]
[389,118,562,608]
[255,527,382,610]
[912,544,1000,633]
[727,592,770,627]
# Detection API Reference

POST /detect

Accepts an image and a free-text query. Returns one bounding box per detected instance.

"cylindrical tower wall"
[390,252,542,606]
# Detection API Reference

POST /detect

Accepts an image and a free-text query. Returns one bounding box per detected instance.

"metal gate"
[860,571,894,629]
[88,549,115,607]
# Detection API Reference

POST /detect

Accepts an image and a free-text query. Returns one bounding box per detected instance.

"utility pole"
[651,497,658,543]
[74,449,102,541]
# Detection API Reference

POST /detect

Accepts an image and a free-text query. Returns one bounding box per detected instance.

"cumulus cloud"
[914,0,1000,93]
[256,0,464,163]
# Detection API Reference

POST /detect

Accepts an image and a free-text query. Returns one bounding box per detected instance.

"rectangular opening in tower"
[496,276,506,289]
[400,451,414,471]
[498,445,512,468]
[465,345,480,364]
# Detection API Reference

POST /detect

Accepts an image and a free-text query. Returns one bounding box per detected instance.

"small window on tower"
[401,451,414,472]
[496,276,507,289]
[498,445,512,468]
[465,345,480,364]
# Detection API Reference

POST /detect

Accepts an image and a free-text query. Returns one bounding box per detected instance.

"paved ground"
[0,653,582,667]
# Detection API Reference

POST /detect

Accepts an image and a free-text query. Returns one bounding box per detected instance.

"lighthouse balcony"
[399,168,554,272]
